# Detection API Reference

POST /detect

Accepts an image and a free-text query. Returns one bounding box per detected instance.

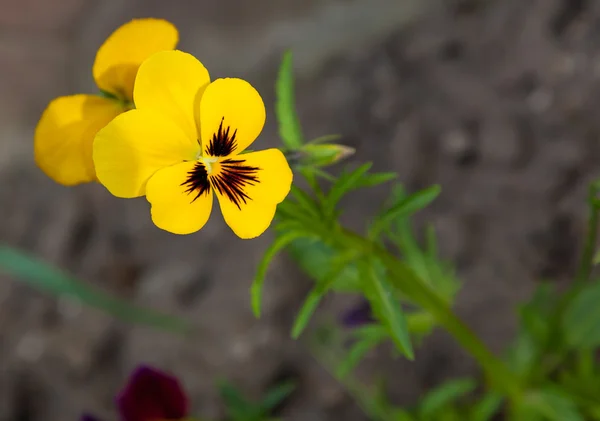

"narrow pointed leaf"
[252,231,307,317]
[275,51,303,149]
[0,246,190,333]
[370,184,441,238]
[366,263,414,360]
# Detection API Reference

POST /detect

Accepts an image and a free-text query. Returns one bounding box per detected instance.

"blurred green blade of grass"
[0,245,190,334]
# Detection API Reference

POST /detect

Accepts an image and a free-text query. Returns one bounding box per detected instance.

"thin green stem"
[338,228,522,403]
[575,182,600,284]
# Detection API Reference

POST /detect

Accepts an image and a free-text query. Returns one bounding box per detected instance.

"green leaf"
[218,380,260,421]
[470,393,503,421]
[260,380,296,412]
[355,172,398,189]
[291,290,323,339]
[336,325,388,378]
[289,185,321,218]
[418,378,477,419]
[366,262,414,360]
[326,163,373,211]
[370,185,441,238]
[252,231,307,317]
[562,281,600,348]
[0,246,189,333]
[286,237,363,293]
[275,51,303,149]
[521,389,584,421]
[291,251,361,338]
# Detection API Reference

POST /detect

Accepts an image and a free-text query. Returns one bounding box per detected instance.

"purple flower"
[116,365,189,421]
[80,414,102,421]
[342,299,375,327]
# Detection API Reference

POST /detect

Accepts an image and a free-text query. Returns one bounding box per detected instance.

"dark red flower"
[116,365,189,421]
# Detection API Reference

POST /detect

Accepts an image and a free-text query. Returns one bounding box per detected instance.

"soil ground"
[1,0,599,420]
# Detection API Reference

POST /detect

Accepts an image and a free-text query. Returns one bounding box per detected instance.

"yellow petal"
[212,149,293,239]
[93,109,198,198]
[217,197,277,239]
[200,78,266,158]
[146,161,213,235]
[34,94,122,186]
[93,18,178,100]
[134,50,210,141]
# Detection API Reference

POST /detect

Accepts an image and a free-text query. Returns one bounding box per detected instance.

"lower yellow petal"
[93,109,198,198]
[146,161,213,235]
[211,149,292,239]
[34,94,122,186]
[93,18,179,100]
[216,195,277,239]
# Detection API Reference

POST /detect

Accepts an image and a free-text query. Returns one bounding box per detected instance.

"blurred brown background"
[1,0,599,420]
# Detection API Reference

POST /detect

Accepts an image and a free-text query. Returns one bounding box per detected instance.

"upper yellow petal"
[93,109,198,198]
[146,161,213,235]
[211,149,293,239]
[34,94,122,186]
[93,18,178,100]
[134,50,210,141]
[200,78,266,158]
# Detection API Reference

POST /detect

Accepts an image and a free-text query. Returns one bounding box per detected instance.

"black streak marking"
[181,162,211,202]
[205,117,237,157]
[210,159,259,210]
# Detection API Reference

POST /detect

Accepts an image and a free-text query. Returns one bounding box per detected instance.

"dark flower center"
[182,118,260,210]
[205,117,237,157]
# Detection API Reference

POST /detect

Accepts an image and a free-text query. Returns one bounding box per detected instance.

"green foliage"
[252,231,308,317]
[275,51,304,150]
[218,379,296,421]
[418,378,477,420]
[563,281,600,348]
[0,245,190,333]
[363,260,414,360]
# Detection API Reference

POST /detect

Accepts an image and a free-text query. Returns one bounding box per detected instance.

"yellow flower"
[93,50,293,239]
[34,18,178,186]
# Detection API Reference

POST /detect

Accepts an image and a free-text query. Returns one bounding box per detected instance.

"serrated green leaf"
[419,378,477,419]
[366,262,414,360]
[370,185,441,238]
[252,231,307,317]
[563,281,600,348]
[275,51,303,149]
[0,246,189,333]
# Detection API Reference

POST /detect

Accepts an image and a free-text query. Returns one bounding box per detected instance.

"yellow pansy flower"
[93,50,293,239]
[34,18,178,186]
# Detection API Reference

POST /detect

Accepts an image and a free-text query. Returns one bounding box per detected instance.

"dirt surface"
[2,0,600,420]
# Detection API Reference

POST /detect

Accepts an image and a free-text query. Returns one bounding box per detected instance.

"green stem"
[339,228,522,402]
[575,182,600,284]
